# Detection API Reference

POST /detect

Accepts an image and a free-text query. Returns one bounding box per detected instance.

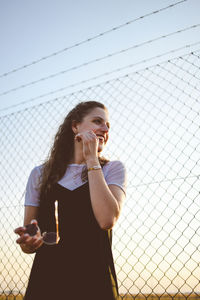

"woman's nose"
[101,123,109,132]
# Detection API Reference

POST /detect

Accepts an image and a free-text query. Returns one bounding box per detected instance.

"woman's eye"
[94,119,101,124]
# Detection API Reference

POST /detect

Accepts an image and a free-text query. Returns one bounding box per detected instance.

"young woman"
[15,101,126,300]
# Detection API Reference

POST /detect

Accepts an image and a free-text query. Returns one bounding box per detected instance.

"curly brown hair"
[39,101,109,197]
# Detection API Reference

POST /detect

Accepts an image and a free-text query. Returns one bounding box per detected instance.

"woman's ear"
[71,120,78,134]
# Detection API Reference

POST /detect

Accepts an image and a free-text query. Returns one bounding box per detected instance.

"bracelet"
[87,165,101,172]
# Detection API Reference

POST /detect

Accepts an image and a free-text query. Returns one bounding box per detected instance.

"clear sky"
[0,0,200,114]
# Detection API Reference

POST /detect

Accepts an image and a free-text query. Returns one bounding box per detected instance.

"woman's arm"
[24,205,39,225]
[87,159,125,230]
[75,130,126,230]
[14,206,43,254]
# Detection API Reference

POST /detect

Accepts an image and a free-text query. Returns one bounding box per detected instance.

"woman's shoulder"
[102,160,126,177]
[28,164,44,182]
[25,165,44,207]
[103,160,126,170]
[103,160,127,193]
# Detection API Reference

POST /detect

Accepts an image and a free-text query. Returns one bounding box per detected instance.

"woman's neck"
[69,145,85,164]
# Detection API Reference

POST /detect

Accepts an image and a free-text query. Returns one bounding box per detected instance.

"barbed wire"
[0,42,199,116]
[0,0,189,79]
[0,23,199,98]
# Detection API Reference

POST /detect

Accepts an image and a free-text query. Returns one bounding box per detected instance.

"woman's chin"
[98,145,104,153]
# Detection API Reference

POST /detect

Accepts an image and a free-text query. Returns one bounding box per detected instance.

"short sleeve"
[24,166,42,207]
[103,160,127,194]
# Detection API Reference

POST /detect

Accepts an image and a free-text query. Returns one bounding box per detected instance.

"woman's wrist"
[87,165,101,172]
[86,158,100,168]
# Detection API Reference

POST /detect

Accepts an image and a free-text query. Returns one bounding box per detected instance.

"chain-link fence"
[0,49,200,299]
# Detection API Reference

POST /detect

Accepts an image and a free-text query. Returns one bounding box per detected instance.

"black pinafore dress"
[24,182,119,300]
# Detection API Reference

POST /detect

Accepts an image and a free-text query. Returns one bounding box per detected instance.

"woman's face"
[74,107,110,152]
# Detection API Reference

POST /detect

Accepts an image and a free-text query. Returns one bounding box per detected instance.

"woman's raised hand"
[75,130,99,162]
[14,219,43,254]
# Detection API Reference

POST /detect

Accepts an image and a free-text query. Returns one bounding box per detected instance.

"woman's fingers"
[75,131,99,160]
[30,219,38,225]
[75,133,82,142]
[77,131,98,145]
[14,226,26,236]
[15,219,42,246]
[16,233,31,244]
[16,231,43,251]
[14,220,43,253]
[14,220,39,237]
[14,219,38,234]
[82,132,98,155]
[32,236,43,249]
[75,131,97,141]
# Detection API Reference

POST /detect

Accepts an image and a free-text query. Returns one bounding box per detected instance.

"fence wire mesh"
[0,49,200,299]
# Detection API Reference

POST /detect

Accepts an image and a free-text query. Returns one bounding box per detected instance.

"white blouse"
[25,160,127,207]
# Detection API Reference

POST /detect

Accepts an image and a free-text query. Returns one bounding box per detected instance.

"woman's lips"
[97,135,104,143]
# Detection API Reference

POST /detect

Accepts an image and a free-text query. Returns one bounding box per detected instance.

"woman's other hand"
[14,219,43,254]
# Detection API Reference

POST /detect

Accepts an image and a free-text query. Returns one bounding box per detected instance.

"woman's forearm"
[87,160,120,230]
